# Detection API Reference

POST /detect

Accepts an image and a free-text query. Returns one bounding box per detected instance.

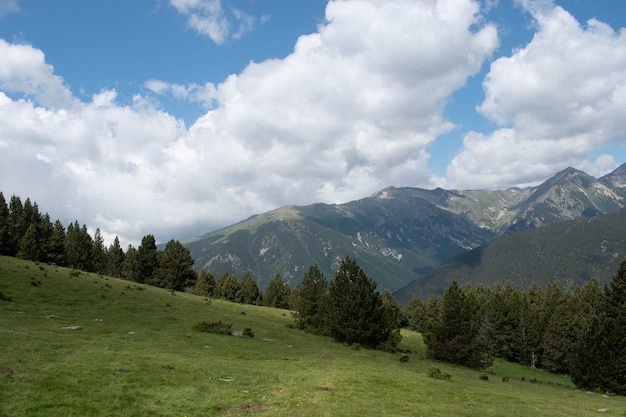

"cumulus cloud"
[169,0,256,44]
[0,0,498,245]
[448,1,626,189]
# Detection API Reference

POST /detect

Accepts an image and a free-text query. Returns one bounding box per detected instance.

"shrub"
[426,366,451,380]
[479,372,489,381]
[399,354,409,363]
[193,320,233,335]
[243,328,254,338]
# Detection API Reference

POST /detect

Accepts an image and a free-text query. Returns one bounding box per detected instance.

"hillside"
[186,164,626,291]
[395,206,626,303]
[2,256,625,416]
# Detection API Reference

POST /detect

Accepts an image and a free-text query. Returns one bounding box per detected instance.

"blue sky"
[0,0,625,246]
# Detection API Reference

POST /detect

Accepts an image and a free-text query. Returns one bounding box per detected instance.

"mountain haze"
[185,164,626,292]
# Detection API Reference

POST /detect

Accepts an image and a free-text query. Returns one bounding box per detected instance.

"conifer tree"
[106,236,125,278]
[91,228,107,274]
[17,223,43,261]
[263,273,291,309]
[47,219,66,266]
[0,192,10,255]
[571,260,626,393]
[64,221,93,271]
[425,281,491,368]
[8,195,24,255]
[152,239,196,291]
[237,271,261,304]
[324,257,394,348]
[215,272,241,302]
[133,234,158,283]
[194,269,216,297]
[405,295,427,332]
[292,265,327,331]
[121,244,137,281]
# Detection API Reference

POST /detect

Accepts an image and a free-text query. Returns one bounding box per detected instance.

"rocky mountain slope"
[394,206,626,303]
[185,163,626,292]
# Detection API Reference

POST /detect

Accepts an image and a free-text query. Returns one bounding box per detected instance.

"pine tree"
[263,274,291,309]
[324,257,392,348]
[152,239,196,291]
[425,281,491,368]
[106,236,125,278]
[571,260,626,393]
[194,269,216,297]
[380,289,403,351]
[17,223,43,261]
[215,272,241,302]
[8,195,24,255]
[486,283,523,362]
[46,220,66,266]
[405,295,427,332]
[121,244,137,281]
[91,228,107,274]
[133,235,158,283]
[64,221,93,271]
[292,265,327,331]
[237,271,261,304]
[0,192,10,255]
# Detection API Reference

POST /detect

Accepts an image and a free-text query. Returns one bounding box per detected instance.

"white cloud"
[0,0,498,245]
[448,3,626,189]
[169,0,256,44]
[0,39,75,108]
[145,79,217,107]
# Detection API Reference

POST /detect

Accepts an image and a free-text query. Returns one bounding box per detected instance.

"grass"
[1,255,626,416]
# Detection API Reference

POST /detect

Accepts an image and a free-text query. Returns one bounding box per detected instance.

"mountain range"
[184,163,626,297]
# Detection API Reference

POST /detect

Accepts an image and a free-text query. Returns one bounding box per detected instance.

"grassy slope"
[1,256,625,416]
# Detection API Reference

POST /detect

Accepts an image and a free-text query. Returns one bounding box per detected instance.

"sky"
[0,0,625,247]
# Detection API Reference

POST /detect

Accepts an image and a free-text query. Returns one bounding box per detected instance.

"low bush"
[479,372,489,381]
[426,366,451,380]
[193,320,233,335]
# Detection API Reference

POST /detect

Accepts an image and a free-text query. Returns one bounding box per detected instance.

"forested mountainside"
[394,206,626,303]
[186,164,626,291]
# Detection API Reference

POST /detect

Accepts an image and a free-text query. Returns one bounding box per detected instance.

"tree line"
[0,192,196,290]
[405,261,626,394]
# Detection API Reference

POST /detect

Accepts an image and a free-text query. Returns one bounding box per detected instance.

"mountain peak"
[601,162,626,189]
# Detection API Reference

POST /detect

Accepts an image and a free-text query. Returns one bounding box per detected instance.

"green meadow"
[1,255,625,416]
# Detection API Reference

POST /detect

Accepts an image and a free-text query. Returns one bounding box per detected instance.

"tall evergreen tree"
[152,239,196,291]
[237,271,261,304]
[17,223,44,261]
[0,192,12,256]
[404,295,427,333]
[47,219,66,266]
[380,289,403,351]
[194,269,216,297]
[263,273,291,309]
[91,228,107,274]
[324,257,393,348]
[215,272,241,302]
[64,221,93,271]
[106,236,125,278]
[292,265,327,331]
[133,235,158,283]
[425,281,491,368]
[8,195,24,255]
[121,244,137,281]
